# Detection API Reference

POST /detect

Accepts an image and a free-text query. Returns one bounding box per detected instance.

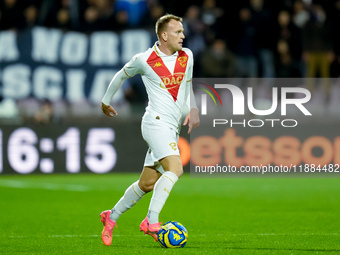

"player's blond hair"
[155,14,182,40]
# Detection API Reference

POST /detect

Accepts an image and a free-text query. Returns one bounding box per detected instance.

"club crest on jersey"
[178,56,187,67]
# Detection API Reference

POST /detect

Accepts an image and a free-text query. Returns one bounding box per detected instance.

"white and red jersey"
[123,42,194,129]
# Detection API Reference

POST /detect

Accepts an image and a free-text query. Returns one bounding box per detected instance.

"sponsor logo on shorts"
[169,142,177,151]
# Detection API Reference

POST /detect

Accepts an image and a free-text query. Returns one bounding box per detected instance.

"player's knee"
[160,155,183,177]
[138,180,154,193]
[170,168,183,178]
[165,163,183,178]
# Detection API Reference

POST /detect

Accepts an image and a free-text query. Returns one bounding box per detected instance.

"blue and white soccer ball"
[157,221,188,248]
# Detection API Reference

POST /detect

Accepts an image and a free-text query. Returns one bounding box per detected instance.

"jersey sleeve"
[185,49,198,110]
[123,53,144,78]
[102,53,144,105]
[186,49,193,83]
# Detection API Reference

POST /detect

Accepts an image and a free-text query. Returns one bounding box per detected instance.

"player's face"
[165,20,185,53]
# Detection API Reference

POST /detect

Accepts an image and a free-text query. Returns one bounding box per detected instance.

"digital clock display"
[0,126,117,174]
[0,124,190,175]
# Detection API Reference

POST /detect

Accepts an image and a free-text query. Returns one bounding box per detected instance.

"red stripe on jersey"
[147,50,188,102]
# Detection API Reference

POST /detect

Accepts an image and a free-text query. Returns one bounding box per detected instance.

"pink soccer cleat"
[139,217,161,242]
[100,210,117,246]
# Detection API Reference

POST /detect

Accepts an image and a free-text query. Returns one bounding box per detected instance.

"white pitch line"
[8,233,339,238]
[0,179,90,192]
[232,233,339,236]
[9,235,146,238]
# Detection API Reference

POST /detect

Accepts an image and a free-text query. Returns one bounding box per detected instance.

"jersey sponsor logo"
[147,50,189,101]
[159,72,185,89]
[154,62,163,67]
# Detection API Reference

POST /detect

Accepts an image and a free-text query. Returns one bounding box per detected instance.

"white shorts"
[141,118,180,174]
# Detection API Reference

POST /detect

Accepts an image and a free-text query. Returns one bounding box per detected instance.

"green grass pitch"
[0,174,339,254]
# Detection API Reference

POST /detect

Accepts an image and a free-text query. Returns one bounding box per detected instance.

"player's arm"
[183,84,200,134]
[101,69,129,117]
[183,51,200,134]
[101,54,142,117]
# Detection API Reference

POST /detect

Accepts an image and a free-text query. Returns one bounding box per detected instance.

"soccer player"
[100,14,200,246]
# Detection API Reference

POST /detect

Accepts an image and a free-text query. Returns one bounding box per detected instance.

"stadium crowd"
[2,0,340,79]
[1,0,340,122]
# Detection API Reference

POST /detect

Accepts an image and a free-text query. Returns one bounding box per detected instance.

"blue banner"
[0,27,154,103]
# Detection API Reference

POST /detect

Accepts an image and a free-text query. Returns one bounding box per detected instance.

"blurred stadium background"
[1,0,340,173]
[1,1,340,254]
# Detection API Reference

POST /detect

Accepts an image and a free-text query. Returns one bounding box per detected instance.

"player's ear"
[161,31,167,42]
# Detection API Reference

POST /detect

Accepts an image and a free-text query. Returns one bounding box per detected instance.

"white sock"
[147,171,179,224]
[110,180,145,222]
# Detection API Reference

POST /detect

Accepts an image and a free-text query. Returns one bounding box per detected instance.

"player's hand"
[101,102,118,117]
[183,108,200,134]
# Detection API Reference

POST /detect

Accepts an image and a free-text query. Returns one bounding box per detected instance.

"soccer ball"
[157,221,188,248]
